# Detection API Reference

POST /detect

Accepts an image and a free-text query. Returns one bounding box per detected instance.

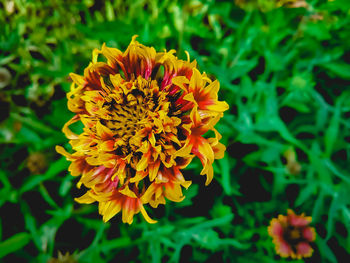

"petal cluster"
[57,36,228,224]
[268,209,316,259]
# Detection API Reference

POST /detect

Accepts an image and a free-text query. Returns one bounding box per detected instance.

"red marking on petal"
[92,166,106,177]
[302,227,315,241]
[289,214,310,227]
[198,98,214,110]
[296,242,313,256]
[144,61,153,79]
[279,240,293,256]
[271,221,284,237]
[104,140,115,151]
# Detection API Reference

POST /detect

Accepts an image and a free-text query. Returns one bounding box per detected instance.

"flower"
[56,36,228,224]
[0,67,11,89]
[268,209,316,259]
[48,251,78,263]
[27,152,48,174]
[283,148,301,175]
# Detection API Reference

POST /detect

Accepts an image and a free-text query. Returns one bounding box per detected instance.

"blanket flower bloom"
[56,36,228,224]
[268,209,316,259]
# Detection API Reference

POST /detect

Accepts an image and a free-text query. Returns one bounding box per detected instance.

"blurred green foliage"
[0,0,350,262]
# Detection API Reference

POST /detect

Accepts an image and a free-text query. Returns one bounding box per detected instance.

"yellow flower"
[56,36,228,224]
[268,209,316,259]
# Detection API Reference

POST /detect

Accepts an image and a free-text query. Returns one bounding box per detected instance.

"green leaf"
[312,190,325,223]
[100,237,132,253]
[192,229,220,250]
[59,176,73,197]
[20,157,68,193]
[38,183,59,209]
[304,22,331,40]
[322,62,350,79]
[0,232,31,258]
[105,1,115,21]
[210,203,232,219]
[150,240,161,263]
[316,238,337,263]
[218,156,232,195]
[326,192,340,241]
[22,203,41,250]
[231,58,258,80]
[324,95,344,157]
[177,184,198,207]
[295,183,316,207]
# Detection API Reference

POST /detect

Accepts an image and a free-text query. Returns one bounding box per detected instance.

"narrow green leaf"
[312,191,325,222]
[177,184,198,207]
[150,240,161,263]
[100,237,132,253]
[316,238,337,263]
[20,157,68,193]
[295,184,316,207]
[39,183,59,209]
[219,156,232,195]
[0,218,2,241]
[192,229,220,250]
[0,232,31,258]
[322,62,350,79]
[324,99,342,157]
[326,192,340,241]
[105,1,115,21]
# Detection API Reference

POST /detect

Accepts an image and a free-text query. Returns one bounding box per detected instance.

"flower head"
[283,148,301,175]
[56,36,228,224]
[0,67,11,89]
[268,209,316,259]
[48,251,78,263]
[27,152,48,174]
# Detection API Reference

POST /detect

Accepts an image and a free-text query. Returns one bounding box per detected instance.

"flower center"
[284,226,303,246]
[91,74,178,155]
[110,96,149,137]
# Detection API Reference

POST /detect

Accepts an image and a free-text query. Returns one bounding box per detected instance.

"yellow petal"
[182,180,192,189]
[207,101,229,112]
[149,162,160,182]
[175,142,192,157]
[119,185,138,198]
[136,154,149,171]
[172,76,189,91]
[140,204,157,224]
[141,183,156,204]
[102,201,122,222]
[75,192,96,204]
[62,115,80,140]
[122,208,132,224]
[96,121,113,140]
[69,73,85,86]
[204,165,213,186]
[189,68,203,91]
[55,145,72,159]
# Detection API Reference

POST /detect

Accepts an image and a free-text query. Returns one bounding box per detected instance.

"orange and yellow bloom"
[56,36,228,224]
[268,209,316,259]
